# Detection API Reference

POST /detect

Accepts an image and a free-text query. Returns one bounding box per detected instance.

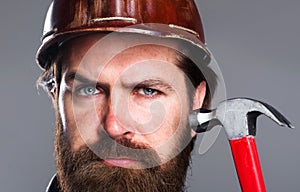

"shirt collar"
[46,174,60,192]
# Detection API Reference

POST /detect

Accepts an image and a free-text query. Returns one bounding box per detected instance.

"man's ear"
[50,87,57,99]
[192,81,206,110]
[191,81,206,137]
[48,78,58,101]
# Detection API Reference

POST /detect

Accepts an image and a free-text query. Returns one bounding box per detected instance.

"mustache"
[70,132,161,169]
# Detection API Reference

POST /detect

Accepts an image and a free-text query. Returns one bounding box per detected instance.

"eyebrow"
[124,79,175,92]
[65,71,110,92]
[65,72,174,92]
[65,72,96,85]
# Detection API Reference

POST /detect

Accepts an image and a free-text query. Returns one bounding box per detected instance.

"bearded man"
[36,0,216,191]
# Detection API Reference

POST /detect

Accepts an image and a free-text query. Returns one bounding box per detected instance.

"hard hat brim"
[36,24,211,70]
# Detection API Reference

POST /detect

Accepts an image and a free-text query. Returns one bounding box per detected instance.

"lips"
[103,157,142,168]
[80,136,161,168]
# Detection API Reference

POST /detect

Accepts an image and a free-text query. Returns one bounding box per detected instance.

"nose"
[102,105,135,140]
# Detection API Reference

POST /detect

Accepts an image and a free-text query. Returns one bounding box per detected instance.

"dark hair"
[36,55,62,99]
[175,53,216,109]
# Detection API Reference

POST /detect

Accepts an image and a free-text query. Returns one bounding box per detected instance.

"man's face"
[55,33,206,191]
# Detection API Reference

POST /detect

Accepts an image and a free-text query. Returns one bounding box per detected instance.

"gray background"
[0,0,299,191]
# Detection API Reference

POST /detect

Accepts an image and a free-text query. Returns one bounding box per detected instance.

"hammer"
[189,98,294,192]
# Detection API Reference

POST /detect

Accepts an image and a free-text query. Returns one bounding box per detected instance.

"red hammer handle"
[229,136,266,192]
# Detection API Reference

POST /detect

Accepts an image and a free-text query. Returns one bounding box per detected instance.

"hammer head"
[189,98,294,139]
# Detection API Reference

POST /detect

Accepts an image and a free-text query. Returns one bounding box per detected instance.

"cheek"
[156,102,187,141]
[127,99,168,134]
[128,96,186,146]
[59,91,103,151]
[146,104,191,163]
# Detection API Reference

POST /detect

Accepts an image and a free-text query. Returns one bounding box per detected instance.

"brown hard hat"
[36,0,210,70]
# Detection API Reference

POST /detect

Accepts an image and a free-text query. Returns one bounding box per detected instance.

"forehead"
[60,33,181,69]
[58,33,187,89]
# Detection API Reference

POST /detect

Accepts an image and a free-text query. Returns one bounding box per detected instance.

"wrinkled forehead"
[58,33,183,70]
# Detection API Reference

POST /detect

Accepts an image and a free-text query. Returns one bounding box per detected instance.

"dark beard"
[55,116,195,192]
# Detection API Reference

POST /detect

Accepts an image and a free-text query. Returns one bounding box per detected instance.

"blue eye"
[143,88,156,95]
[138,88,158,96]
[76,86,100,96]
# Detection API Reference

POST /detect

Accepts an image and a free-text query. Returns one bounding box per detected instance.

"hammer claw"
[189,98,294,137]
[257,100,294,129]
